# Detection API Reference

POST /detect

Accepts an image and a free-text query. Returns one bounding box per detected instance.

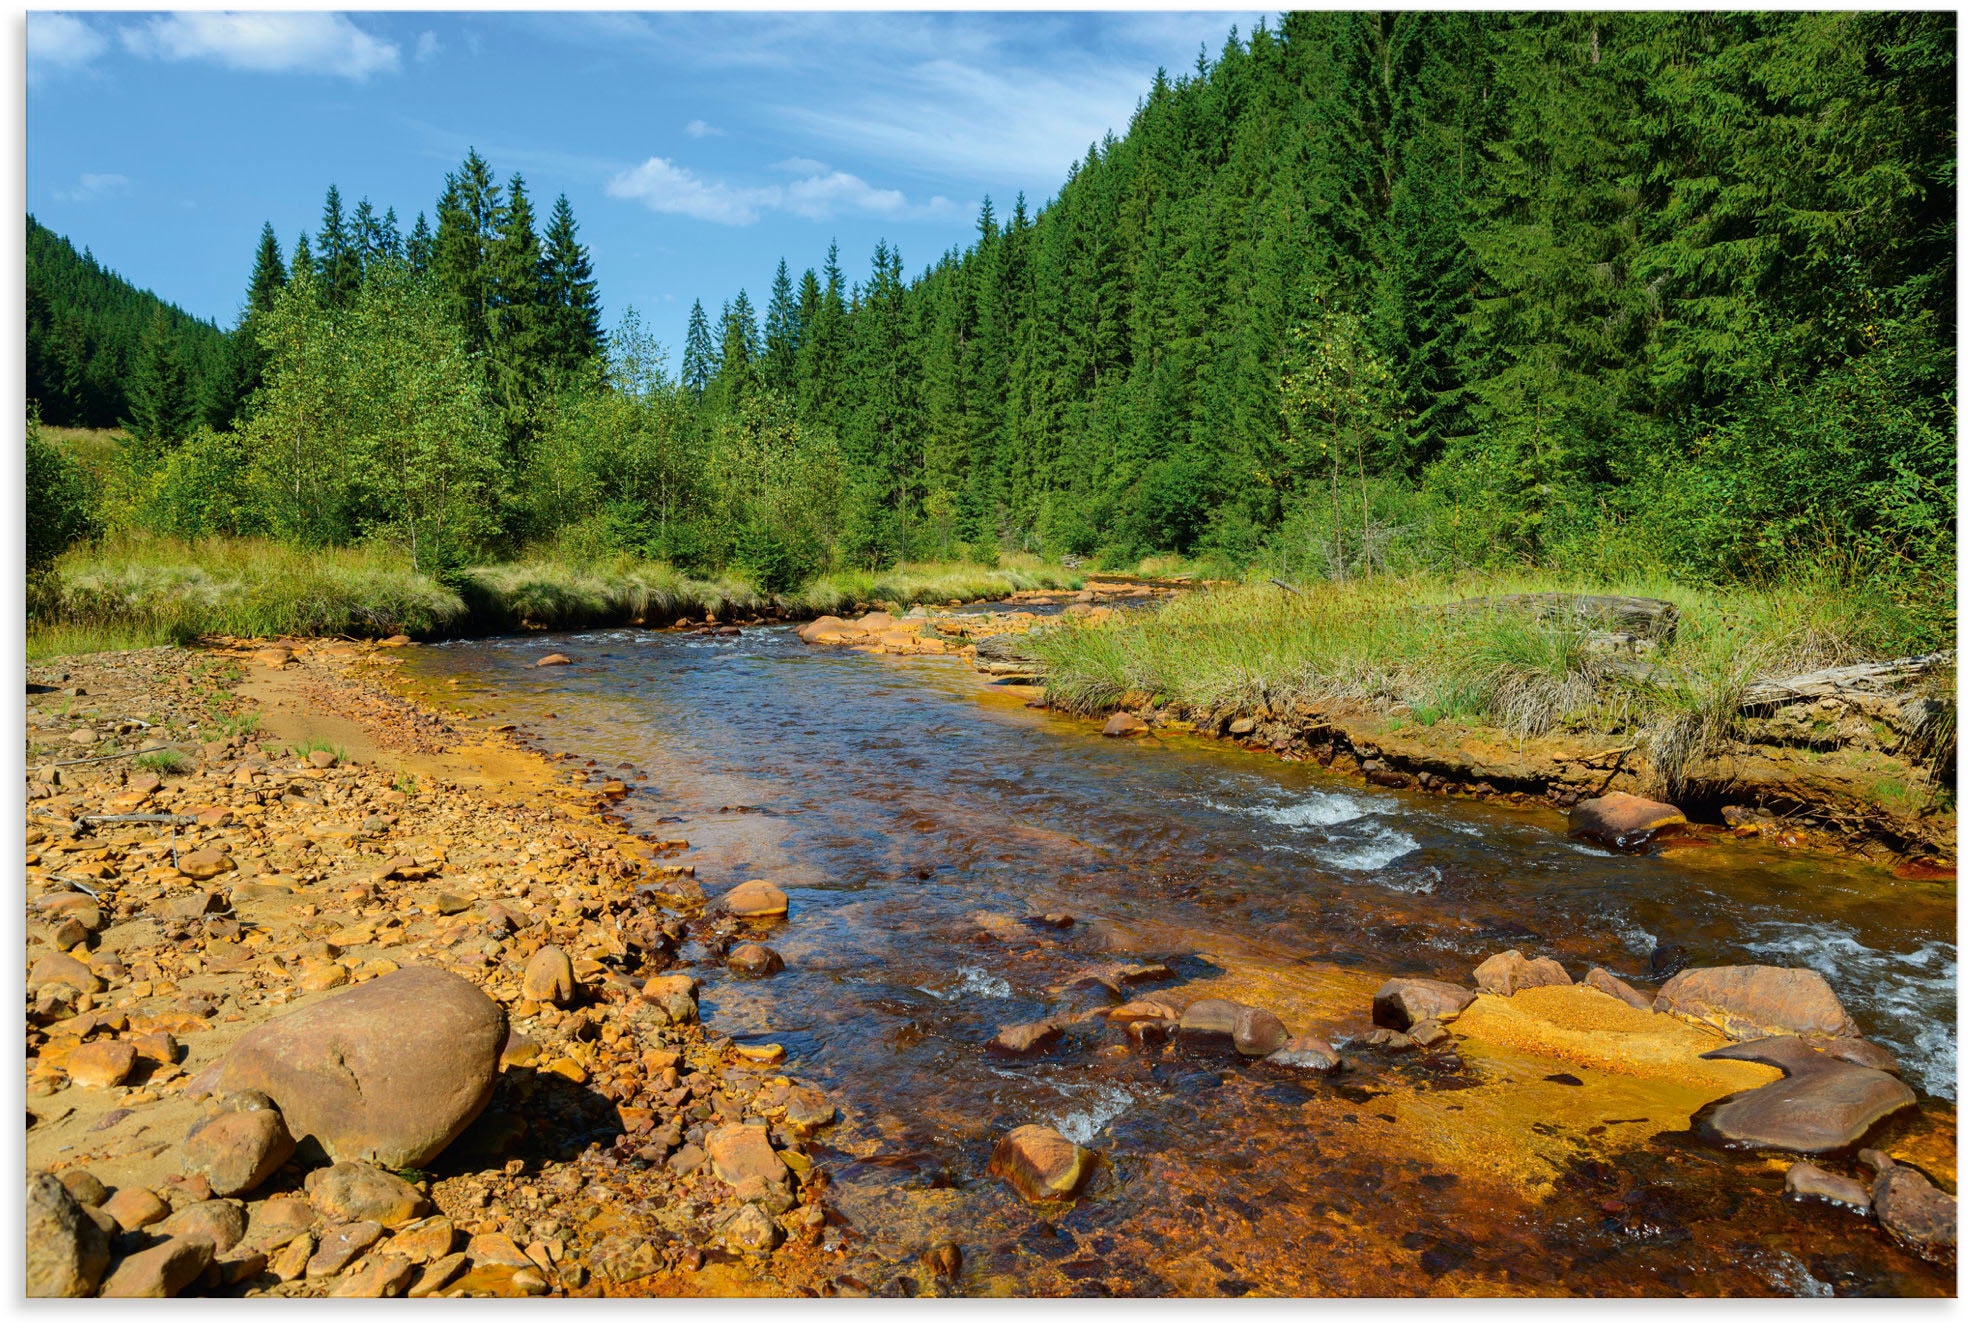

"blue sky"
[28,9,1265,365]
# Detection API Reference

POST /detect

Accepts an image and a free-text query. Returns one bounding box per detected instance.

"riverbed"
[406,620,1957,1296]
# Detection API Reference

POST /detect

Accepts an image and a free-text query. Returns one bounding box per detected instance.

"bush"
[26,415,97,572]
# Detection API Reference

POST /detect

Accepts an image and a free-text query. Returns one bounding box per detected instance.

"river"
[407,618,1956,1296]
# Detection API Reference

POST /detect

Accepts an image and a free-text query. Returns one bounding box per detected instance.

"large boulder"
[1568,792,1687,850]
[1654,965,1860,1041]
[1372,978,1477,1031]
[216,966,506,1169]
[796,616,850,643]
[26,1172,110,1297]
[1697,1037,1915,1152]
[989,1125,1091,1203]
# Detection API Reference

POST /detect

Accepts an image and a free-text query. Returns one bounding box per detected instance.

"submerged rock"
[719,879,789,919]
[988,1019,1064,1056]
[727,942,785,977]
[1232,1005,1290,1057]
[1372,977,1476,1031]
[1101,712,1149,737]
[1568,792,1687,850]
[1266,1035,1341,1072]
[1472,950,1572,997]
[1697,1036,1915,1152]
[1784,1161,1871,1210]
[1860,1150,1957,1265]
[1655,965,1860,1041]
[989,1125,1091,1203]
[1176,998,1245,1045]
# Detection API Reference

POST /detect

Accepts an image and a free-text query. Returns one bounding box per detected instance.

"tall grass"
[1025,566,1950,792]
[28,536,1084,654]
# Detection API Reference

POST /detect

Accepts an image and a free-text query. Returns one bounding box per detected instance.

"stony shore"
[24,614,1957,1297]
[25,640,857,1297]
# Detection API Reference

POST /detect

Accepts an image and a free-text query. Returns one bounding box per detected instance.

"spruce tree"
[406,212,435,275]
[541,193,602,378]
[763,258,801,394]
[682,300,716,397]
[317,184,360,306]
[487,170,548,430]
[124,306,197,445]
[433,150,502,354]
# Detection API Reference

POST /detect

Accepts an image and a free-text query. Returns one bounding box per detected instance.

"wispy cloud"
[53,172,130,203]
[415,32,442,64]
[607,156,953,226]
[684,119,723,139]
[28,14,109,79]
[120,13,400,80]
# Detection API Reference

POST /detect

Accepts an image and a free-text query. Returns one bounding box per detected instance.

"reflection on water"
[411,623,1956,1296]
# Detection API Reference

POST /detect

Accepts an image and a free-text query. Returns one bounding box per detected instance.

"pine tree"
[406,212,435,275]
[763,259,801,394]
[681,299,716,396]
[434,149,502,355]
[317,184,360,306]
[124,306,197,445]
[486,170,548,431]
[541,193,602,379]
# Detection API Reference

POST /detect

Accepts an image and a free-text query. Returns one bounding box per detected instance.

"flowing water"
[409,620,1957,1296]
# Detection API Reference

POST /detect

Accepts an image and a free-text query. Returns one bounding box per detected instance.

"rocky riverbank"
[24,641,858,1297]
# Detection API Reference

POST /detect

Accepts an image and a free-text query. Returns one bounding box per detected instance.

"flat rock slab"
[1656,965,1860,1041]
[990,1124,1091,1203]
[1784,1161,1871,1209]
[1372,978,1476,1031]
[1698,1037,1915,1152]
[1453,986,1781,1094]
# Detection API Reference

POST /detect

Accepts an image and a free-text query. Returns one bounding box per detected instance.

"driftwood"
[1738,652,1953,710]
[54,745,177,768]
[1441,593,1680,644]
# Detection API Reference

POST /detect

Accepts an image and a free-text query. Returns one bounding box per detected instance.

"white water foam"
[1742,921,1957,1100]
[1608,917,1659,958]
[1313,825,1421,872]
[916,965,1012,1002]
[1050,1083,1135,1145]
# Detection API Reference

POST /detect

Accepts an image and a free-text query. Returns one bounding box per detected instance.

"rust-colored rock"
[1698,1037,1915,1152]
[1102,711,1149,737]
[719,879,788,919]
[1472,950,1572,997]
[1861,1151,1957,1265]
[180,1091,295,1197]
[66,1040,138,1089]
[727,942,784,977]
[1177,997,1245,1044]
[989,1124,1092,1203]
[987,1019,1064,1056]
[1372,977,1476,1031]
[1233,1005,1290,1056]
[305,1162,430,1226]
[521,945,577,1006]
[216,966,506,1169]
[1568,792,1687,850]
[1784,1161,1871,1209]
[706,1124,789,1188]
[100,1234,215,1297]
[534,654,572,668]
[178,849,235,881]
[1655,965,1860,1041]
[1584,967,1652,1010]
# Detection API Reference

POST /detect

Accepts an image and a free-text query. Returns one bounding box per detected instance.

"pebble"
[989,1124,1092,1203]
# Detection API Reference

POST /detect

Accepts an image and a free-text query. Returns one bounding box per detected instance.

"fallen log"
[1440,593,1680,644]
[1739,653,1953,709]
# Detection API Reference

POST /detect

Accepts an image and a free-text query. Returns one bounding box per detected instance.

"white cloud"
[606,157,778,226]
[52,173,130,203]
[28,14,108,75]
[119,13,400,80]
[684,119,723,139]
[607,156,953,227]
[415,31,442,64]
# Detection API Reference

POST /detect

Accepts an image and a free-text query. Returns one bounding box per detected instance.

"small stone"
[27,1171,110,1297]
[178,849,235,881]
[32,951,102,994]
[308,750,339,770]
[1176,998,1245,1044]
[707,1123,790,1187]
[989,1124,1091,1203]
[100,1234,215,1297]
[534,654,572,668]
[1101,711,1149,737]
[1784,1161,1872,1210]
[727,942,784,977]
[465,1231,535,1268]
[521,946,577,1006]
[408,1251,468,1297]
[1266,1035,1341,1072]
[58,1169,109,1208]
[1408,1018,1451,1047]
[1472,950,1572,997]
[305,1162,430,1226]
[1233,1006,1290,1056]
[720,879,789,919]
[157,1198,247,1254]
[181,1091,295,1197]
[1371,977,1477,1031]
[100,1186,169,1232]
[330,1252,414,1296]
[987,1019,1064,1056]
[66,1040,138,1089]
[720,1203,781,1254]
[380,1214,456,1263]
[268,1233,315,1282]
[308,1221,385,1278]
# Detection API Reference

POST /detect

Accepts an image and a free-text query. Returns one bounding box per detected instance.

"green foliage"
[25,413,98,572]
[133,748,193,775]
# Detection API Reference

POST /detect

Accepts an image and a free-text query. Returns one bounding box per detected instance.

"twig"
[46,874,105,900]
[78,813,198,826]
[53,745,176,769]
[1269,578,1303,597]
[1573,744,1640,765]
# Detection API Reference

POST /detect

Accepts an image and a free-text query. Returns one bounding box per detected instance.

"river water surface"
[409,620,1956,1297]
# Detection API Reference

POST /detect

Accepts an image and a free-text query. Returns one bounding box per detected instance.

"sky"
[27,9,1268,364]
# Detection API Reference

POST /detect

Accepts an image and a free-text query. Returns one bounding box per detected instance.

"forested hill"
[687,10,1953,585]
[27,215,233,432]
